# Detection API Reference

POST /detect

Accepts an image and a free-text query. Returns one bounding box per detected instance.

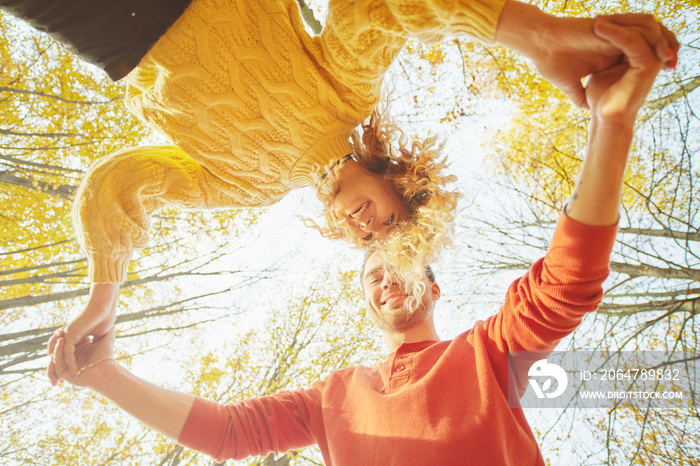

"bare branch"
[618,226,700,242]
[597,297,699,317]
[639,75,700,123]
[0,258,82,277]
[0,170,75,200]
[0,128,79,138]
[610,261,700,281]
[0,154,84,173]
[0,86,121,105]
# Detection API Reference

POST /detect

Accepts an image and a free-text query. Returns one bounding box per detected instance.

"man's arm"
[565,20,664,225]
[85,364,195,440]
[53,327,319,461]
[53,328,194,439]
[486,22,664,356]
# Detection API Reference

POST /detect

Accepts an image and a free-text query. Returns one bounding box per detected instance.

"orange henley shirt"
[178,212,618,464]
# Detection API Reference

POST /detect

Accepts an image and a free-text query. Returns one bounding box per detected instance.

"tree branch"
[597,297,699,317]
[639,75,700,123]
[618,226,700,242]
[0,170,75,200]
[0,154,84,173]
[0,86,121,105]
[610,261,700,281]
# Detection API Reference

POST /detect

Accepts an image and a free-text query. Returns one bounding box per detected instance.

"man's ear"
[431,283,441,301]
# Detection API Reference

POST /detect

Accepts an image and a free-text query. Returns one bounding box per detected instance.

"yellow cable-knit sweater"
[73,0,506,283]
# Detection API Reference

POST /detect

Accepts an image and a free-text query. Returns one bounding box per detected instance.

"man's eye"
[382,214,395,227]
[361,233,373,242]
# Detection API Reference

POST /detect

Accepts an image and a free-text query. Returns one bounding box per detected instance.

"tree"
[442,2,700,460]
[1,269,379,466]
[0,11,280,465]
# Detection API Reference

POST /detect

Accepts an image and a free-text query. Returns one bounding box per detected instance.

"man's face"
[362,251,440,332]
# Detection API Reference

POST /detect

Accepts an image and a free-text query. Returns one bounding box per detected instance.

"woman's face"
[330,160,410,243]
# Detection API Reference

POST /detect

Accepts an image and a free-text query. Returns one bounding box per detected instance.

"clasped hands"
[498,4,679,108]
[48,283,119,386]
[49,326,116,388]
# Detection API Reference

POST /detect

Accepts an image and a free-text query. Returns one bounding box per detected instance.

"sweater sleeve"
[316,0,506,107]
[73,145,274,283]
[177,387,321,462]
[485,210,618,354]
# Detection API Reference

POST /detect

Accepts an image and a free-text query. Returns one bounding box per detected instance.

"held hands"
[496,0,679,108]
[47,283,119,385]
[585,22,664,124]
[52,326,116,389]
[523,10,678,108]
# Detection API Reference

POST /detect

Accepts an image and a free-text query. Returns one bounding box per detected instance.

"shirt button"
[396,365,405,372]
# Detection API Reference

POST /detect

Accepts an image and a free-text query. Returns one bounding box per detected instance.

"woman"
[12,0,674,383]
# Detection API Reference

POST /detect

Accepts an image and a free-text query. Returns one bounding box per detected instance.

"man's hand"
[495,1,678,108]
[53,324,195,441]
[586,22,664,124]
[565,24,663,226]
[47,283,119,385]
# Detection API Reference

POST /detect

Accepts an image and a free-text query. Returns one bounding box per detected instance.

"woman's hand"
[53,326,116,389]
[586,21,665,125]
[47,283,119,385]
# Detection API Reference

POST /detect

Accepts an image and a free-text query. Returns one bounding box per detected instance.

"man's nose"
[381,273,396,289]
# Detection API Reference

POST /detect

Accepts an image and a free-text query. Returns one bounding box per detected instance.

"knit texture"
[73,0,507,282]
[177,213,618,464]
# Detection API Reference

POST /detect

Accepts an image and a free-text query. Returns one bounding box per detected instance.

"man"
[54,20,666,465]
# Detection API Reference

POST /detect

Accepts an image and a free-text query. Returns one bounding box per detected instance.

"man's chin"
[379,306,412,324]
[379,309,424,331]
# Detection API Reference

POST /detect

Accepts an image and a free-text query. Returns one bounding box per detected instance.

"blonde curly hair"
[316,108,459,312]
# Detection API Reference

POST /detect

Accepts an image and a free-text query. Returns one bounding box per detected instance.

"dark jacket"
[1,0,192,80]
